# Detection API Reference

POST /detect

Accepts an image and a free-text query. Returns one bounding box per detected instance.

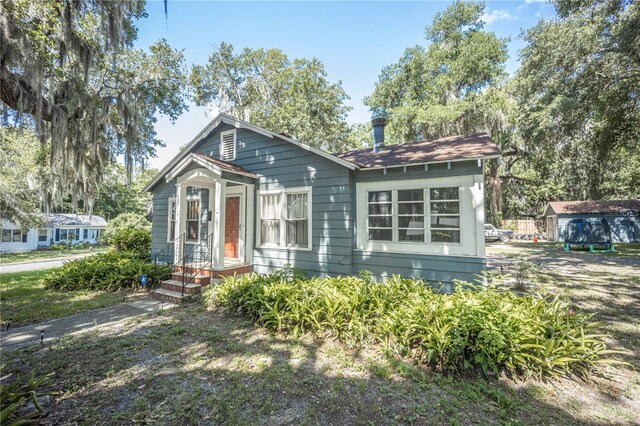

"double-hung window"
[186,199,200,242]
[2,230,11,242]
[59,229,68,241]
[167,198,177,242]
[364,186,461,245]
[39,229,48,242]
[259,188,311,249]
[260,193,281,246]
[285,192,309,247]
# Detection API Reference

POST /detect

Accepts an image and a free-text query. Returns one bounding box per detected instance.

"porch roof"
[165,153,258,183]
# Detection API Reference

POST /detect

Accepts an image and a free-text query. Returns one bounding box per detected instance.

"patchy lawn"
[3,245,638,425]
[489,240,640,259]
[0,270,125,326]
[0,246,108,264]
[486,243,640,424]
[5,304,588,425]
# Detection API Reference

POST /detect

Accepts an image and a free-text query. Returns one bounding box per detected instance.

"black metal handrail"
[179,233,214,296]
[153,233,185,286]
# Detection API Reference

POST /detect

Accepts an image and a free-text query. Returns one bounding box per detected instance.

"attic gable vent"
[220,130,236,161]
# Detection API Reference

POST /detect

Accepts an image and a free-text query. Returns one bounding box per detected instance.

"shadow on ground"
[4,302,631,425]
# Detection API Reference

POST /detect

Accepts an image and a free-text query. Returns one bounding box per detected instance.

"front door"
[224,196,240,259]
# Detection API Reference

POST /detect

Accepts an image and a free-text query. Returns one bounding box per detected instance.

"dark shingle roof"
[334,133,501,169]
[192,153,258,178]
[546,200,640,215]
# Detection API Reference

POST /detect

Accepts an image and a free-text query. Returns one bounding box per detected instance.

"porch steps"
[151,274,224,304]
[171,272,212,286]
[151,287,194,304]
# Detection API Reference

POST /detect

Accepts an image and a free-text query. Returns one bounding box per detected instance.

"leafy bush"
[0,364,53,425]
[205,271,620,378]
[44,250,170,291]
[102,212,151,244]
[109,228,151,258]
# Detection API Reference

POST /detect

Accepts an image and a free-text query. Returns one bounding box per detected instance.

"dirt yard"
[2,242,638,425]
[486,241,640,424]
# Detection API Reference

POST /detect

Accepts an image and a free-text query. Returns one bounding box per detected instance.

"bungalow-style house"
[145,113,500,302]
[543,200,640,243]
[0,213,107,254]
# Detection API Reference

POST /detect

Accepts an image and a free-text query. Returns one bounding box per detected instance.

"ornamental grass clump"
[205,270,620,378]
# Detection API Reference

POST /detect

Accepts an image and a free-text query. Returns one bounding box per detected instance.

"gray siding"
[150,123,488,283]
[556,214,640,243]
[194,126,354,276]
[151,179,177,257]
[353,251,486,291]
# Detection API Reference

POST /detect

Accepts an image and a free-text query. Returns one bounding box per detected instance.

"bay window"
[259,187,311,249]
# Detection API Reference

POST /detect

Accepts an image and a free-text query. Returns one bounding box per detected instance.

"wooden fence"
[503,219,540,235]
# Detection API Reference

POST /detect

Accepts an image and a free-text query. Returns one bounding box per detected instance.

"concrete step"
[151,288,193,304]
[171,272,211,286]
[160,280,202,295]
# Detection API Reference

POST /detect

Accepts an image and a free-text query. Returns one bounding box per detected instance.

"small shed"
[543,200,640,243]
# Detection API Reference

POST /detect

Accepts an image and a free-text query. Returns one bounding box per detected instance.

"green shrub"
[0,363,53,425]
[109,228,151,258]
[205,272,620,378]
[43,250,170,291]
[102,212,151,244]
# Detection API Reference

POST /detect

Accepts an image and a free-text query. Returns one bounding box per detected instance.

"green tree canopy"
[364,1,514,223]
[190,42,353,152]
[364,0,510,144]
[1,0,188,219]
[513,0,640,202]
[0,126,43,227]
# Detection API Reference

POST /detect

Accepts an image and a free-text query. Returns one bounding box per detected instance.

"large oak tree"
[0,0,188,221]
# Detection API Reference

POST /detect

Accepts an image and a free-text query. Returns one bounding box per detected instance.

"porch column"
[174,182,187,262]
[212,179,227,269]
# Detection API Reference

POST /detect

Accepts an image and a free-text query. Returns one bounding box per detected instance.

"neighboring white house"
[0,214,107,253]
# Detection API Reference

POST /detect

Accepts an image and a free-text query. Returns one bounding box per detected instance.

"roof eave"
[144,113,358,192]
[356,154,502,171]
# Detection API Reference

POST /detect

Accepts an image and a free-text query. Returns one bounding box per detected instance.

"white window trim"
[185,194,202,243]
[356,175,483,257]
[167,197,176,242]
[220,129,237,161]
[257,186,312,251]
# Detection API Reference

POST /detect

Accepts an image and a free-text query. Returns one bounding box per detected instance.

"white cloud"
[482,10,516,24]
[525,0,547,3]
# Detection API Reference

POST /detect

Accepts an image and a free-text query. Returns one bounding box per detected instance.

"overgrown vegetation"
[206,270,620,378]
[43,251,169,292]
[0,364,53,426]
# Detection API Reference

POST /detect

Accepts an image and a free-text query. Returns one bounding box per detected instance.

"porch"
[151,153,258,303]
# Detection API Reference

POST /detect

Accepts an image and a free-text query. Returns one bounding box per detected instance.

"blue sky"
[134,0,555,168]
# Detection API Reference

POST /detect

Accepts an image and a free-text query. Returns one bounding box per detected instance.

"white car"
[484,224,514,243]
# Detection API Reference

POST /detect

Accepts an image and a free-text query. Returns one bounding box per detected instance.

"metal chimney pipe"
[371,117,387,153]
